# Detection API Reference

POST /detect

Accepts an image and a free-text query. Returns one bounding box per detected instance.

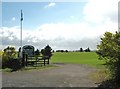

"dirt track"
[2,63,98,87]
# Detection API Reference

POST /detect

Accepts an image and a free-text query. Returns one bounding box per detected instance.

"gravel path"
[2,63,98,87]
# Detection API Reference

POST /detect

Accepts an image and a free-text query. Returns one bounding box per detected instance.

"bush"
[41,45,52,58]
[2,46,22,71]
[35,49,40,55]
[2,58,21,71]
[97,32,120,83]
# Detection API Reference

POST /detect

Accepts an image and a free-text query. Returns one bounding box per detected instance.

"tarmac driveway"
[2,63,98,87]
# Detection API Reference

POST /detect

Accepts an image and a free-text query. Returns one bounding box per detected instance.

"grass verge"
[89,69,110,84]
[2,64,59,72]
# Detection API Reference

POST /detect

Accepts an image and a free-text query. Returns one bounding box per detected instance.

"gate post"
[26,54,28,66]
[22,51,25,67]
[47,58,50,64]
[43,57,45,66]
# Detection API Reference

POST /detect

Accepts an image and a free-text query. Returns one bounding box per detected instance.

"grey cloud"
[1,34,101,51]
[1,28,101,51]
[49,37,100,50]
[1,34,51,50]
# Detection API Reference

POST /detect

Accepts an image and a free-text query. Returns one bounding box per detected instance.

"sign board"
[22,45,34,56]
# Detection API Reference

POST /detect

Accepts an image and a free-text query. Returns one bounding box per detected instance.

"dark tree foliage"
[56,50,64,52]
[65,50,68,52]
[87,47,91,52]
[41,45,52,58]
[35,49,40,55]
[2,46,21,71]
[80,48,83,52]
[84,47,90,52]
[61,50,64,52]
[2,46,16,61]
[52,50,55,53]
[97,32,120,83]
[41,49,44,55]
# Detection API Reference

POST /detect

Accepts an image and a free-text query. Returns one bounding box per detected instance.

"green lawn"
[51,52,105,68]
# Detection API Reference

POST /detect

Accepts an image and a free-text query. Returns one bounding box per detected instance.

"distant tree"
[35,49,40,55]
[87,47,91,52]
[65,50,68,52]
[52,50,55,53]
[56,50,59,52]
[61,50,64,52]
[41,45,52,58]
[84,48,88,52]
[41,49,44,55]
[84,48,90,52]
[80,48,83,52]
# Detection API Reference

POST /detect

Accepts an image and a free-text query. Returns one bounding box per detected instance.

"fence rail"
[22,53,50,67]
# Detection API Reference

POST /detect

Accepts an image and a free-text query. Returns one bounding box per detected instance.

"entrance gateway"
[19,45,50,66]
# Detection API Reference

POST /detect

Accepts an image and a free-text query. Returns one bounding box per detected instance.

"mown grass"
[51,52,105,68]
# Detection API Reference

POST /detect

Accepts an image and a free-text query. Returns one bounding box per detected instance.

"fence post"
[48,58,50,64]
[26,54,28,66]
[44,57,45,66]
[22,51,25,67]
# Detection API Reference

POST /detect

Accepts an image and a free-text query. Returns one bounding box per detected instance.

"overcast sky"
[0,0,119,51]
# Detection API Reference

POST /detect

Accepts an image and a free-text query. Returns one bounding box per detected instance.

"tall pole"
[20,9,23,58]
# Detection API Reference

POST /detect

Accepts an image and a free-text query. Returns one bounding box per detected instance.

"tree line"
[56,47,91,52]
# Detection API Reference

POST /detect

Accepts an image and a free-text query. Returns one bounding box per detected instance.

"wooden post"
[26,54,28,66]
[35,55,38,66]
[48,58,49,64]
[22,51,25,67]
[44,57,45,66]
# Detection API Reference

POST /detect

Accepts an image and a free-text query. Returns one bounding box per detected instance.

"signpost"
[20,9,23,59]
[19,9,25,67]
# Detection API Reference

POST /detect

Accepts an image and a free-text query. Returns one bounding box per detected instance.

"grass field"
[1,51,105,69]
[51,52,105,68]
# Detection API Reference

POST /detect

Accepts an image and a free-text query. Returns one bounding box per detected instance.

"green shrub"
[2,58,21,71]
[97,32,120,83]
[2,46,22,71]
